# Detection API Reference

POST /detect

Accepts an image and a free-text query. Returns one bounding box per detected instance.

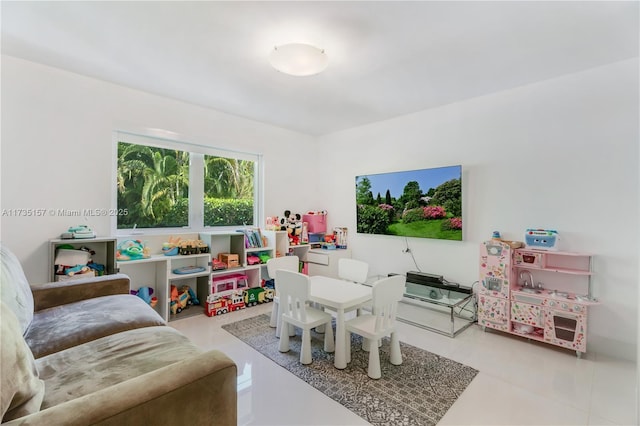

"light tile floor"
[170,304,637,426]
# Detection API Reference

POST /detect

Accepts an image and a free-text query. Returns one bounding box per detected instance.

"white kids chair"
[277,270,335,364]
[344,275,405,379]
[338,258,369,283]
[266,255,300,338]
[338,258,370,317]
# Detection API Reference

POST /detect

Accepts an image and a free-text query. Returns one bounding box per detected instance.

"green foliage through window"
[116,139,256,230]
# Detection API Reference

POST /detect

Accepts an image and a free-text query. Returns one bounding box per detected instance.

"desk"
[309,275,372,369]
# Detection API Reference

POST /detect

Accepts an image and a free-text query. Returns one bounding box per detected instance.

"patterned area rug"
[222,314,478,426]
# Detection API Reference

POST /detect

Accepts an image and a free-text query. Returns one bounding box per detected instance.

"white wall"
[1,56,317,284]
[316,58,639,360]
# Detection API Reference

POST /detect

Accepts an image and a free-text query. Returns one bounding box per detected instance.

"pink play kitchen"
[478,231,599,357]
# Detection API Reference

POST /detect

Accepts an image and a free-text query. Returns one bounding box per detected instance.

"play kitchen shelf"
[478,241,599,357]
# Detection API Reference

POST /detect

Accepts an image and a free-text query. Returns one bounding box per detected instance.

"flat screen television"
[355,165,462,241]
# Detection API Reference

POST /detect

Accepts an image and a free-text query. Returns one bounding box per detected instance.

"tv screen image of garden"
[355,165,462,241]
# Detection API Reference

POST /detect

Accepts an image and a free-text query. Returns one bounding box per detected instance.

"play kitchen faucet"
[519,269,544,290]
[519,270,534,289]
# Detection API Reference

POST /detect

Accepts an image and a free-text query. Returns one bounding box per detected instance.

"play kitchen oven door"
[544,301,587,353]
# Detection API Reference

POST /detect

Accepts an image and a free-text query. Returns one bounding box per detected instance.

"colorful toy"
[182,285,200,305]
[172,265,206,274]
[169,284,192,314]
[280,210,302,245]
[243,287,267,306]
[130,286,158,308]
[263,288,275,302]
[333,227,348,249]
[257,252,271,264]
[177,239,209,255]
[162,236,182,256]
[524,229,559,251]
[65,264,90,276]
[168,285,199,314]
[212,258,228,270]
[206,292,245,317]
[67,225,96,239]
[265,216,280,231]
[116,239,149,261]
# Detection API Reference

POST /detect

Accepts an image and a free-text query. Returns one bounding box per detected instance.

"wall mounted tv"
[355,165,462,241]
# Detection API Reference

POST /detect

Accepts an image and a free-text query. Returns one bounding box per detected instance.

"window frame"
[112,130,263,236]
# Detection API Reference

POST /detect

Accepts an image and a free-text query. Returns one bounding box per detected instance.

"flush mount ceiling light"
[269,43,328,77]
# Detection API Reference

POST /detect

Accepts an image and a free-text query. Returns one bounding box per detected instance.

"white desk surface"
[309,275,372,310]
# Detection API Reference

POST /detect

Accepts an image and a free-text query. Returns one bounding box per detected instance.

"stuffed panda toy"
[280,210,302,245]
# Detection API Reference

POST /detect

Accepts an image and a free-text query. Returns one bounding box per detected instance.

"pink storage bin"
[303,214,327,233]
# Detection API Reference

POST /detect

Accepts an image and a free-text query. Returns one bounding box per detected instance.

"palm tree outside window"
[116,134,258,231]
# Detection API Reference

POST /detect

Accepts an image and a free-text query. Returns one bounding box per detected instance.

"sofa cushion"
[36,326,202,410]
[0,302,45,422]
[26,294,166,358]
[0,244,34,334]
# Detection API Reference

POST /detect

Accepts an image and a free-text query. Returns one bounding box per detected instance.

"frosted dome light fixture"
[269,43,328,76]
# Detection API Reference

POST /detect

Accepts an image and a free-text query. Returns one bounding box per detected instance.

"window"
[115,132,261,232]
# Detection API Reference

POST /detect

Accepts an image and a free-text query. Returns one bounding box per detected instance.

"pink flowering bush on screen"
[448,217,463,230]
[422,205,446,219]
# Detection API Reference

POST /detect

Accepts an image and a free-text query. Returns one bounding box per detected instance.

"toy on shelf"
[212,258,228,270]
[169,284,198,314]
[265,216,280,231]
[162,236,182,256]
[280,210,302,245]
[53,245,105,278]
[333,227,348,249]
[65,225,96,239]
[172,265,206,275]
[116,240,150,261]
[489,231,524,249]
[65,264,89,276]
[131,286,158,308]
[524,229,559,251]
[321,234,336,250]
[218,253,239,268]
[257,252,271,264]
[182,285,200,305]
[178,239,209,255]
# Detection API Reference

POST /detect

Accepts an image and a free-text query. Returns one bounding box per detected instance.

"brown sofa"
[1,244,237,425]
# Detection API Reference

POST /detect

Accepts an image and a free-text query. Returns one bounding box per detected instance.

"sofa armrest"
[3,350,237,426]
[31,274,131,311]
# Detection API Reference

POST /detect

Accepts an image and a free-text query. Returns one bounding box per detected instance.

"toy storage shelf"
[49,237,117,282]
[117,253,211,322]
[262,230,311,259]
[199,231,273,288]
[479,241,598,357]
[118,258,169,320]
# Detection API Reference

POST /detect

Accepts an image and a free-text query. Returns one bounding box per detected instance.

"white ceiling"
[2,1,638,136]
